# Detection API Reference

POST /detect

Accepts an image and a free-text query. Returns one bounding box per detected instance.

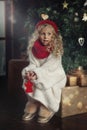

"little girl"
[21,20,66,123]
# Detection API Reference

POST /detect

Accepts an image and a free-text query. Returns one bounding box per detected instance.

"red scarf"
[32,40,50,59]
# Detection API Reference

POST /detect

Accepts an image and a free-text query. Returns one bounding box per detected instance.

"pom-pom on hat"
[35,20,58,33]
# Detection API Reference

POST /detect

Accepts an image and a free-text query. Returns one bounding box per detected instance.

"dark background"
[4,0,87,76]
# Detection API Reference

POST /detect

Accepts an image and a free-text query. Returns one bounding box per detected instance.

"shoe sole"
[38,112,54,123]
[22,113,35,121]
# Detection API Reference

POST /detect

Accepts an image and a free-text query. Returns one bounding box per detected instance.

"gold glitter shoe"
[38,112,54,123]
[22,112,35,121]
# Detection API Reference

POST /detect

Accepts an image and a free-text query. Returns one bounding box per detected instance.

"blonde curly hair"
[27,24,64,57]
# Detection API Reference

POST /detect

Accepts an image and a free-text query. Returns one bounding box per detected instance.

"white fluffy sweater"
[22,50,66,112]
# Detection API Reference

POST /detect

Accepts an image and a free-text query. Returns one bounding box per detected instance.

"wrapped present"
[67,66,87,87]
[67,75,77,86]
[61,86,87,117]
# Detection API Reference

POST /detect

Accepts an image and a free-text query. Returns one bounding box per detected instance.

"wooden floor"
[0,76,87,130]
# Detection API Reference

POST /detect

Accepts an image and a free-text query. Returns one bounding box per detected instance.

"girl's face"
[39,25,54,46]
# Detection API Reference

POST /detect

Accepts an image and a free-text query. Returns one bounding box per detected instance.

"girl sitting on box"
[21,19,66,123]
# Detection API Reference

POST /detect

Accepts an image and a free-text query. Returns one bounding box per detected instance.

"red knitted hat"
[35,20,58,33]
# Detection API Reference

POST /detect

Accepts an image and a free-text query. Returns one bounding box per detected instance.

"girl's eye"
[40,32,52,36]
[48,32,51,35]
[40,33,45,35]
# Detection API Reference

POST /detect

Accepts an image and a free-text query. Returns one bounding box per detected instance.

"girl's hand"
[24,71,37,80]
[46,43,54,53]
[29,71,37,80]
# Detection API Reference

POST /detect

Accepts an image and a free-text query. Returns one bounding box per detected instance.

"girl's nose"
[44,34,47,38]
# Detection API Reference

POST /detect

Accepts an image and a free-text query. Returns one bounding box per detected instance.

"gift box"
[67,75,77,86]
[61,86,87,117]
[67,66,87,87]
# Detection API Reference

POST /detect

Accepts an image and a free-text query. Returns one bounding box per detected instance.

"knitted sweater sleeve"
[21,49,38,78]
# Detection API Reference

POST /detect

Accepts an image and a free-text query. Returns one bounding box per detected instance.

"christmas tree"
[18,0,87,72]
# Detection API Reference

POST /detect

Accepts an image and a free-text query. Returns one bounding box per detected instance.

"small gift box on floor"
[67,66,87,87]
[61,86,87,117]
[67,75,77,86]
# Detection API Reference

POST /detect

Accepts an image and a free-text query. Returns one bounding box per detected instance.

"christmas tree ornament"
[41,13,49,20]
[74,16,79,22]
[84,0,87,6]
[82,13,87,21]
[24,80,33,93]
[74,12,79,22]
[75,12,79,16]
[78,37,85,46]
[62,0,69,9]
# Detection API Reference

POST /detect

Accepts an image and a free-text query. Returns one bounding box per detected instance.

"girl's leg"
[38,104,55,123]
[24,100,38,113]
[22,98,39,121]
